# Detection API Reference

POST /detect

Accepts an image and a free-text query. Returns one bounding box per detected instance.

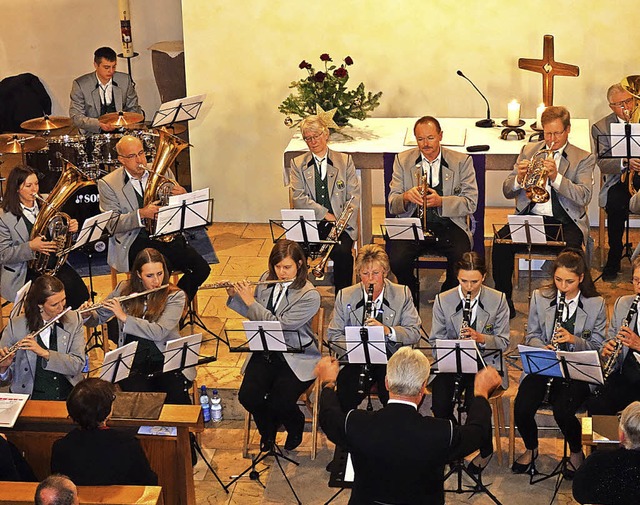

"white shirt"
[457,286,479,325]
[421,153,441,187]
[97,75,113,105]
[126,169,150,227]
[20,203,39,224]
[362,285,397,341]
[313,154,327,180]
[271,281,292,312]
[387,398,418,410]
[558,290,580,322]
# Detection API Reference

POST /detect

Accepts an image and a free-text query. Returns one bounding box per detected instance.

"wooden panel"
[0,482,163,505]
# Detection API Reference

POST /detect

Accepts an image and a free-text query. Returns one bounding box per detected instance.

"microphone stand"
[457,70,495,128]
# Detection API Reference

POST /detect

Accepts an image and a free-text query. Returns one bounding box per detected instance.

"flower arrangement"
[279,53,382,128]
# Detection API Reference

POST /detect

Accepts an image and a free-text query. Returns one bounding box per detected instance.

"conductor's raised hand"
[473,366,501,399]
[315,356,339,384]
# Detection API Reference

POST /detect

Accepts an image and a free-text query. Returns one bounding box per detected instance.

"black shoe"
[467,454,493,475]
[512,449,538,474]
[284,431,303,451]
[602,264,620,281]
[507,298,516,319]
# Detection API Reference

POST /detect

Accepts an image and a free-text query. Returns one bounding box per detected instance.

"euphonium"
[524,142,555,204]
[29,161,95,275]
[142,127,190,239]
[311,196,355,280]
[603,294,640,380]
[621,75,640,123]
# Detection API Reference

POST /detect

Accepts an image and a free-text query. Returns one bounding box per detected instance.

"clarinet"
[543,292,566,404]
[357,283,376,395]
[452,291,472,403]
[603,294,640,381]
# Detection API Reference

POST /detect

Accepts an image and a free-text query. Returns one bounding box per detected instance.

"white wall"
[182,0,638,222]
[1,0,183,123]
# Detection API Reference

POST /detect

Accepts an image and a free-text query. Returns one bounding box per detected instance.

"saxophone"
[543,292,566,403]
[142,128,190,240]
[29,162,95,275]
[311,196,355,280]
[603,294,640,380]
[357,283,376,395]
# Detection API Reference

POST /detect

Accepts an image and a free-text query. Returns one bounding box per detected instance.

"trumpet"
[78,285,169,314]
[523,141,555,203]
[310,196,355,280]
[417,174,429,232]
[603,294,640,380]
[2,307,71,359]
[199,278,295,290]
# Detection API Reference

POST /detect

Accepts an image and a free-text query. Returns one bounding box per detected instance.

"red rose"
[299,60,309,69]
[320,53,332,62]
[333,67,348,78]
[313,71,327,82]
[344,56,354,65]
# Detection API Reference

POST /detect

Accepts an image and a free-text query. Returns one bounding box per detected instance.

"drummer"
[69,47,143,134]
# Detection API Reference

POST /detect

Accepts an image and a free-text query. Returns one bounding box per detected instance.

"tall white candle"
[507,100,521,127]
[119,0,134,58]
[536,103,546,128]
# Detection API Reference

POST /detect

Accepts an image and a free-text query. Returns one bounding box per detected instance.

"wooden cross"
[518,34,579,106]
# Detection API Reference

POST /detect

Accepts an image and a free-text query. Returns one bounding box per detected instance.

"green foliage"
[278,54,382,128]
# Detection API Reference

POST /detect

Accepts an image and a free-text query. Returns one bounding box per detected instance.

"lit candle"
[507,100,521,127]
[536,103,546,128]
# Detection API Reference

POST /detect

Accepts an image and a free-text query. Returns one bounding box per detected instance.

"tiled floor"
[79,214,636,504]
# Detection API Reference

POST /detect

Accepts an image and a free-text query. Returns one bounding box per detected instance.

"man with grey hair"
[573,401,640,504]
[289,114,361,293]
[316,348,500,505]
[34,474,79,505]
[593,83,639,280]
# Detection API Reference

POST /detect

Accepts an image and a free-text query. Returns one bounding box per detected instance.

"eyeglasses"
[118,150,146,160]
[609,97,635,108]
[543,129,567,138]
[416,136,439,142]
[303,133,324,143]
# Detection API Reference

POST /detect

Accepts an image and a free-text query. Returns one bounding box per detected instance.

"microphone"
[456,70,495,128]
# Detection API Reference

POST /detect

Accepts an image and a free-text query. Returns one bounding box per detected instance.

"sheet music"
[168,187,210,206]
[435,339,483,373]
[280,208,320,242]
[518,344,564,378]
[0,393,29,428]
[243,321,288,352]
[100,341,138,383]
[344,326,387,364]
[610,123,640,157]
[10,280,32,319]
[383,217,425,241]
[507,215,547,244]
[163,333,202,373]
[557,349,604,385]
[152,93,206,127]
[75,210,114,246]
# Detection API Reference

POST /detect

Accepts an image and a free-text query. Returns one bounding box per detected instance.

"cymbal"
[20,115,73,131]
[99,111,145,128]
[0,134,47,154]
[160,123,187,135]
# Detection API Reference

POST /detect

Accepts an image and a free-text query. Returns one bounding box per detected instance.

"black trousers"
[119,371,193,405]
[27,263,89,310]
[336,363,389,412]
[492,216,583,300]
[604,181,631,265]
[587,374,640,415]
[238,353,313,442]
[387,222,470,305]
[514,374,589,454]
[431,373,493,458]
[129,233,210,302]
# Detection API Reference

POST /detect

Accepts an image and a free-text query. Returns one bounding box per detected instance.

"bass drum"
[60,185,100,232]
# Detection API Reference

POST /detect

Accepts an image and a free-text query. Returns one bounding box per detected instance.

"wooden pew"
[4,401,202,505]
[0,482,164,505]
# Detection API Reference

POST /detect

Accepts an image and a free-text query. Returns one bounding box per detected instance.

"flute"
[3,307,72,358]
[78,285,169,314]
[199,278,295,290]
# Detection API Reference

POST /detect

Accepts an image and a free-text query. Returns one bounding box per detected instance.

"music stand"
[151,94,206,129]
[431,340,502,505]
[224,320,304,504]
[493,217,565,304]
[519,344,603,505]
[9,281,32,319]
[92,341,139,383]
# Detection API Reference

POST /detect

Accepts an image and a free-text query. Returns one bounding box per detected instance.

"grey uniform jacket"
[0,209,36,302]
[69,71,142,134]
[430,286,510,388]
[606,294,640,374]
[327,279,422,358]
[388,147,477,246]
[0,311,85,396]
[97,166,176,273]
[592,113,623,208]
[524,289,606,376]
[85,282,192,381]
[227,276,321,382]
[289,149,361,240]
[503,141,595,244]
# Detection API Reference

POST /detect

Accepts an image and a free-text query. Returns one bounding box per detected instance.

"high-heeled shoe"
[511,449,538,474]
[467,453,493,475]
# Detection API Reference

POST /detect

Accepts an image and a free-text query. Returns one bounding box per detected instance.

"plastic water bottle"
[211,389,222,423]
[200,385,211,423]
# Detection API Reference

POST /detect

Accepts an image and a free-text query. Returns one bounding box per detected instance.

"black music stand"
[493,218,565,304]
[90,341,139,383]
[595,123,640,266]
[431,340,503,505]
[519,345,603,505]
[270,209,336,260]
[224,321,304,504]
[64,211,120,353]
[151,94,205,130]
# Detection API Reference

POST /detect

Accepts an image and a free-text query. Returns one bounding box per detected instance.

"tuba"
[142,127,190,239]
[523,142,555,204]
[618,76,640,195]
[29,162,95,275]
